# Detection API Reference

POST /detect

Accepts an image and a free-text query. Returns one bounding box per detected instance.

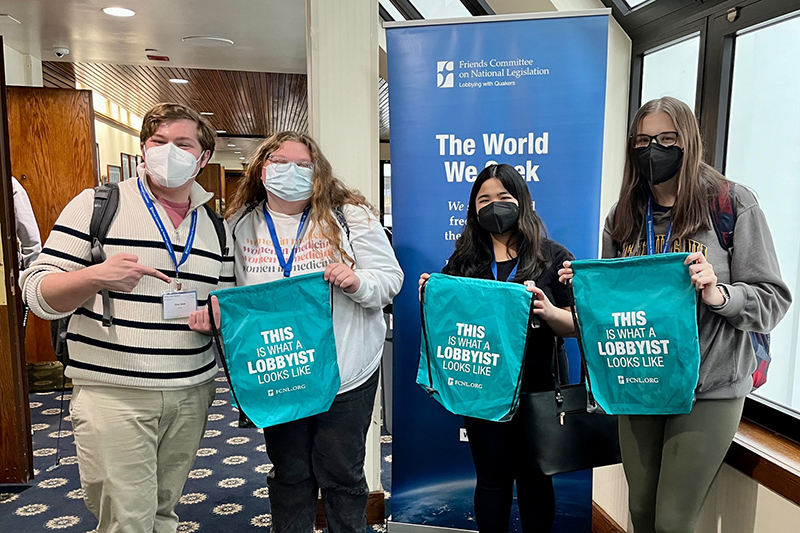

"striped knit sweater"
[21,174,235,390]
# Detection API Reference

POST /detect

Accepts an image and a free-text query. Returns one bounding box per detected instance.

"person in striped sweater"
[21,103,235,533]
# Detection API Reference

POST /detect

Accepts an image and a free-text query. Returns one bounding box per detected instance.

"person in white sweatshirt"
[22,103,235,533]
[12,176,42,270]
[191,131,403,533]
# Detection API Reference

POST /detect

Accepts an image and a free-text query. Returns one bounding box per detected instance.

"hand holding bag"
[418,273,533,421]
[210,272,341,428]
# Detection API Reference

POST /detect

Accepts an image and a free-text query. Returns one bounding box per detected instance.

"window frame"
[611,0,800,435]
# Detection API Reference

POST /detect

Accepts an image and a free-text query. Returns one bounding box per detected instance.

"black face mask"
[477,201,519,234]
[634,143,684,185]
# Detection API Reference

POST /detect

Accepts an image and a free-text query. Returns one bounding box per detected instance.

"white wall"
[78,87,143,180]
[95,119,141,180]
[3,43,43,87]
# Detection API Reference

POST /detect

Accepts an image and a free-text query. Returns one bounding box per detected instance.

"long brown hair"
[613,97,728,246]
[227,131,373,265]
[442,164,548,282]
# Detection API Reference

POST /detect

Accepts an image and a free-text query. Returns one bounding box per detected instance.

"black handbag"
[519,331,621,476]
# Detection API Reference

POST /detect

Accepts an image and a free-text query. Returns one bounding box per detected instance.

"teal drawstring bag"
[418,273,534,421]
[210,272,341,428]
[570,253,700,415]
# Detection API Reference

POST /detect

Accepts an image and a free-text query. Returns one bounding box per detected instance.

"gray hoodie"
[602,184,792,400]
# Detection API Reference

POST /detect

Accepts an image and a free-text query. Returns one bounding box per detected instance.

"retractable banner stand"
[386,11,610,533]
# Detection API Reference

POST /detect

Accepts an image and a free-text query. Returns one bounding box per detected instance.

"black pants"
[262,370,379,533]
[463,414,555,533]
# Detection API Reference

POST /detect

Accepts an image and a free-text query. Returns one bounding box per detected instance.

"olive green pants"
[619,397,745,533]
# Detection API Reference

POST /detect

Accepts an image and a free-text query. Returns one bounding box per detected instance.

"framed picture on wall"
[108,165,122,183]
[121,154,133,180]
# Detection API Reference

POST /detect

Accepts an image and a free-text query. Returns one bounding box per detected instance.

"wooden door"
[196,162,224,213]
[225,171,245,216]
[6,87,97,363]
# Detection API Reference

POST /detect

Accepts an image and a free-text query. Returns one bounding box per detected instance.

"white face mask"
[263,162,314,202]
[145,143,204,188]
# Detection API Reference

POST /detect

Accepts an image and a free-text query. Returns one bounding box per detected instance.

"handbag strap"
[419,278,437,394]
[567,282,599,409]
[209,300,255,426]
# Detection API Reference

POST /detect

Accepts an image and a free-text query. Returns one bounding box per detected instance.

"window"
[381,161,393,227]
[724,11,800,410]
[409,0,471,19]
[380,0,406,21]
[617,0,800,432]
[640,33,700,111]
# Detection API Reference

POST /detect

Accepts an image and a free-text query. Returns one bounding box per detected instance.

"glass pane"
[410,0,471,19]
[725,12,800,410]
[641,34,700,111]
[383,162,393,227]
[380,0,405,21]
[626,0,652,8]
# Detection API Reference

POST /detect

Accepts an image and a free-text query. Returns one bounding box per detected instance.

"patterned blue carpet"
[0,369,393,532]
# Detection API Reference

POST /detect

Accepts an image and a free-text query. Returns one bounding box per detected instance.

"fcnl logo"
[437,61,454,88]
[448,377,454,386]
[618,376,660,385]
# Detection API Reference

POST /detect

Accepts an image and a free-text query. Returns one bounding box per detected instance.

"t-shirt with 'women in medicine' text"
[235,204,336,282]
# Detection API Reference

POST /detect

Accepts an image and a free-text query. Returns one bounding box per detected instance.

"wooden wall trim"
[592,500,626,533]
[726,419,800,506]
[95,111,140,138]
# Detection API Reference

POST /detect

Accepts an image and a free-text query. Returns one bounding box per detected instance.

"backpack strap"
[89,184,120,327]
[231,202,260,243]
[202,204,228,256]
[710,182,737,252]
[334,205,357,264]
[334,205,351,242]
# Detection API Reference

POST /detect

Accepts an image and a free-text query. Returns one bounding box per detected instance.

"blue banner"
[387,13,609,532]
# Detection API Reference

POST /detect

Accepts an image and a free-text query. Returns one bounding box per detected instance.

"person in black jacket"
[420,164,574,533]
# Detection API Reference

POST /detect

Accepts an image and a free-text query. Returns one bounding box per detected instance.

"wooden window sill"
[725,418,800,505]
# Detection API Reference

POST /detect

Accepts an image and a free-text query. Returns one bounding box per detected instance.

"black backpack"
[50,184,227,365]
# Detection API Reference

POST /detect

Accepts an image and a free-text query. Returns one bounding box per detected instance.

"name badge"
[162,290,198,320]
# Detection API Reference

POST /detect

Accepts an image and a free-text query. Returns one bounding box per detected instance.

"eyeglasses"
[632,131,679,149]
[267,154,314,170]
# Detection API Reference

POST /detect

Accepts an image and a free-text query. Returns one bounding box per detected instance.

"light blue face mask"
[263,162,314,202]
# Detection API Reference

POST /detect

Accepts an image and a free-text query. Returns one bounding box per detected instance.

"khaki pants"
[70,381,216,533]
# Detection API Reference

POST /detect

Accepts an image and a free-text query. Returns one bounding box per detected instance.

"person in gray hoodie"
[559,96,791,533]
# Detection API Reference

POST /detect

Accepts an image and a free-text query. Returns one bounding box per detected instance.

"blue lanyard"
[491,247,518,281]
[138,178,197,283]
[263,203,310,277]
[646,195,673,255]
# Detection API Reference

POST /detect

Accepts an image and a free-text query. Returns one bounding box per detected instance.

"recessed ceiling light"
[102,7,136,17]
[227,144,236,147]
[216,130,227,134]
[200,111,214,116]
[234,151,242,154]
[239,157,246,160]
[169,78,189,84]
[182,36,235,48]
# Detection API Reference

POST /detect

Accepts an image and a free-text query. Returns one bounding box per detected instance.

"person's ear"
[199,150,211,169]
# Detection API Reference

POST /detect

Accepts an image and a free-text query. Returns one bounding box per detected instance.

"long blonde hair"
[613,97,728,246]
[227,131,374,265]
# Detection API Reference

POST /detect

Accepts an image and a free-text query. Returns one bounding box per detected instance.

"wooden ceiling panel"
[42,62,308,138]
